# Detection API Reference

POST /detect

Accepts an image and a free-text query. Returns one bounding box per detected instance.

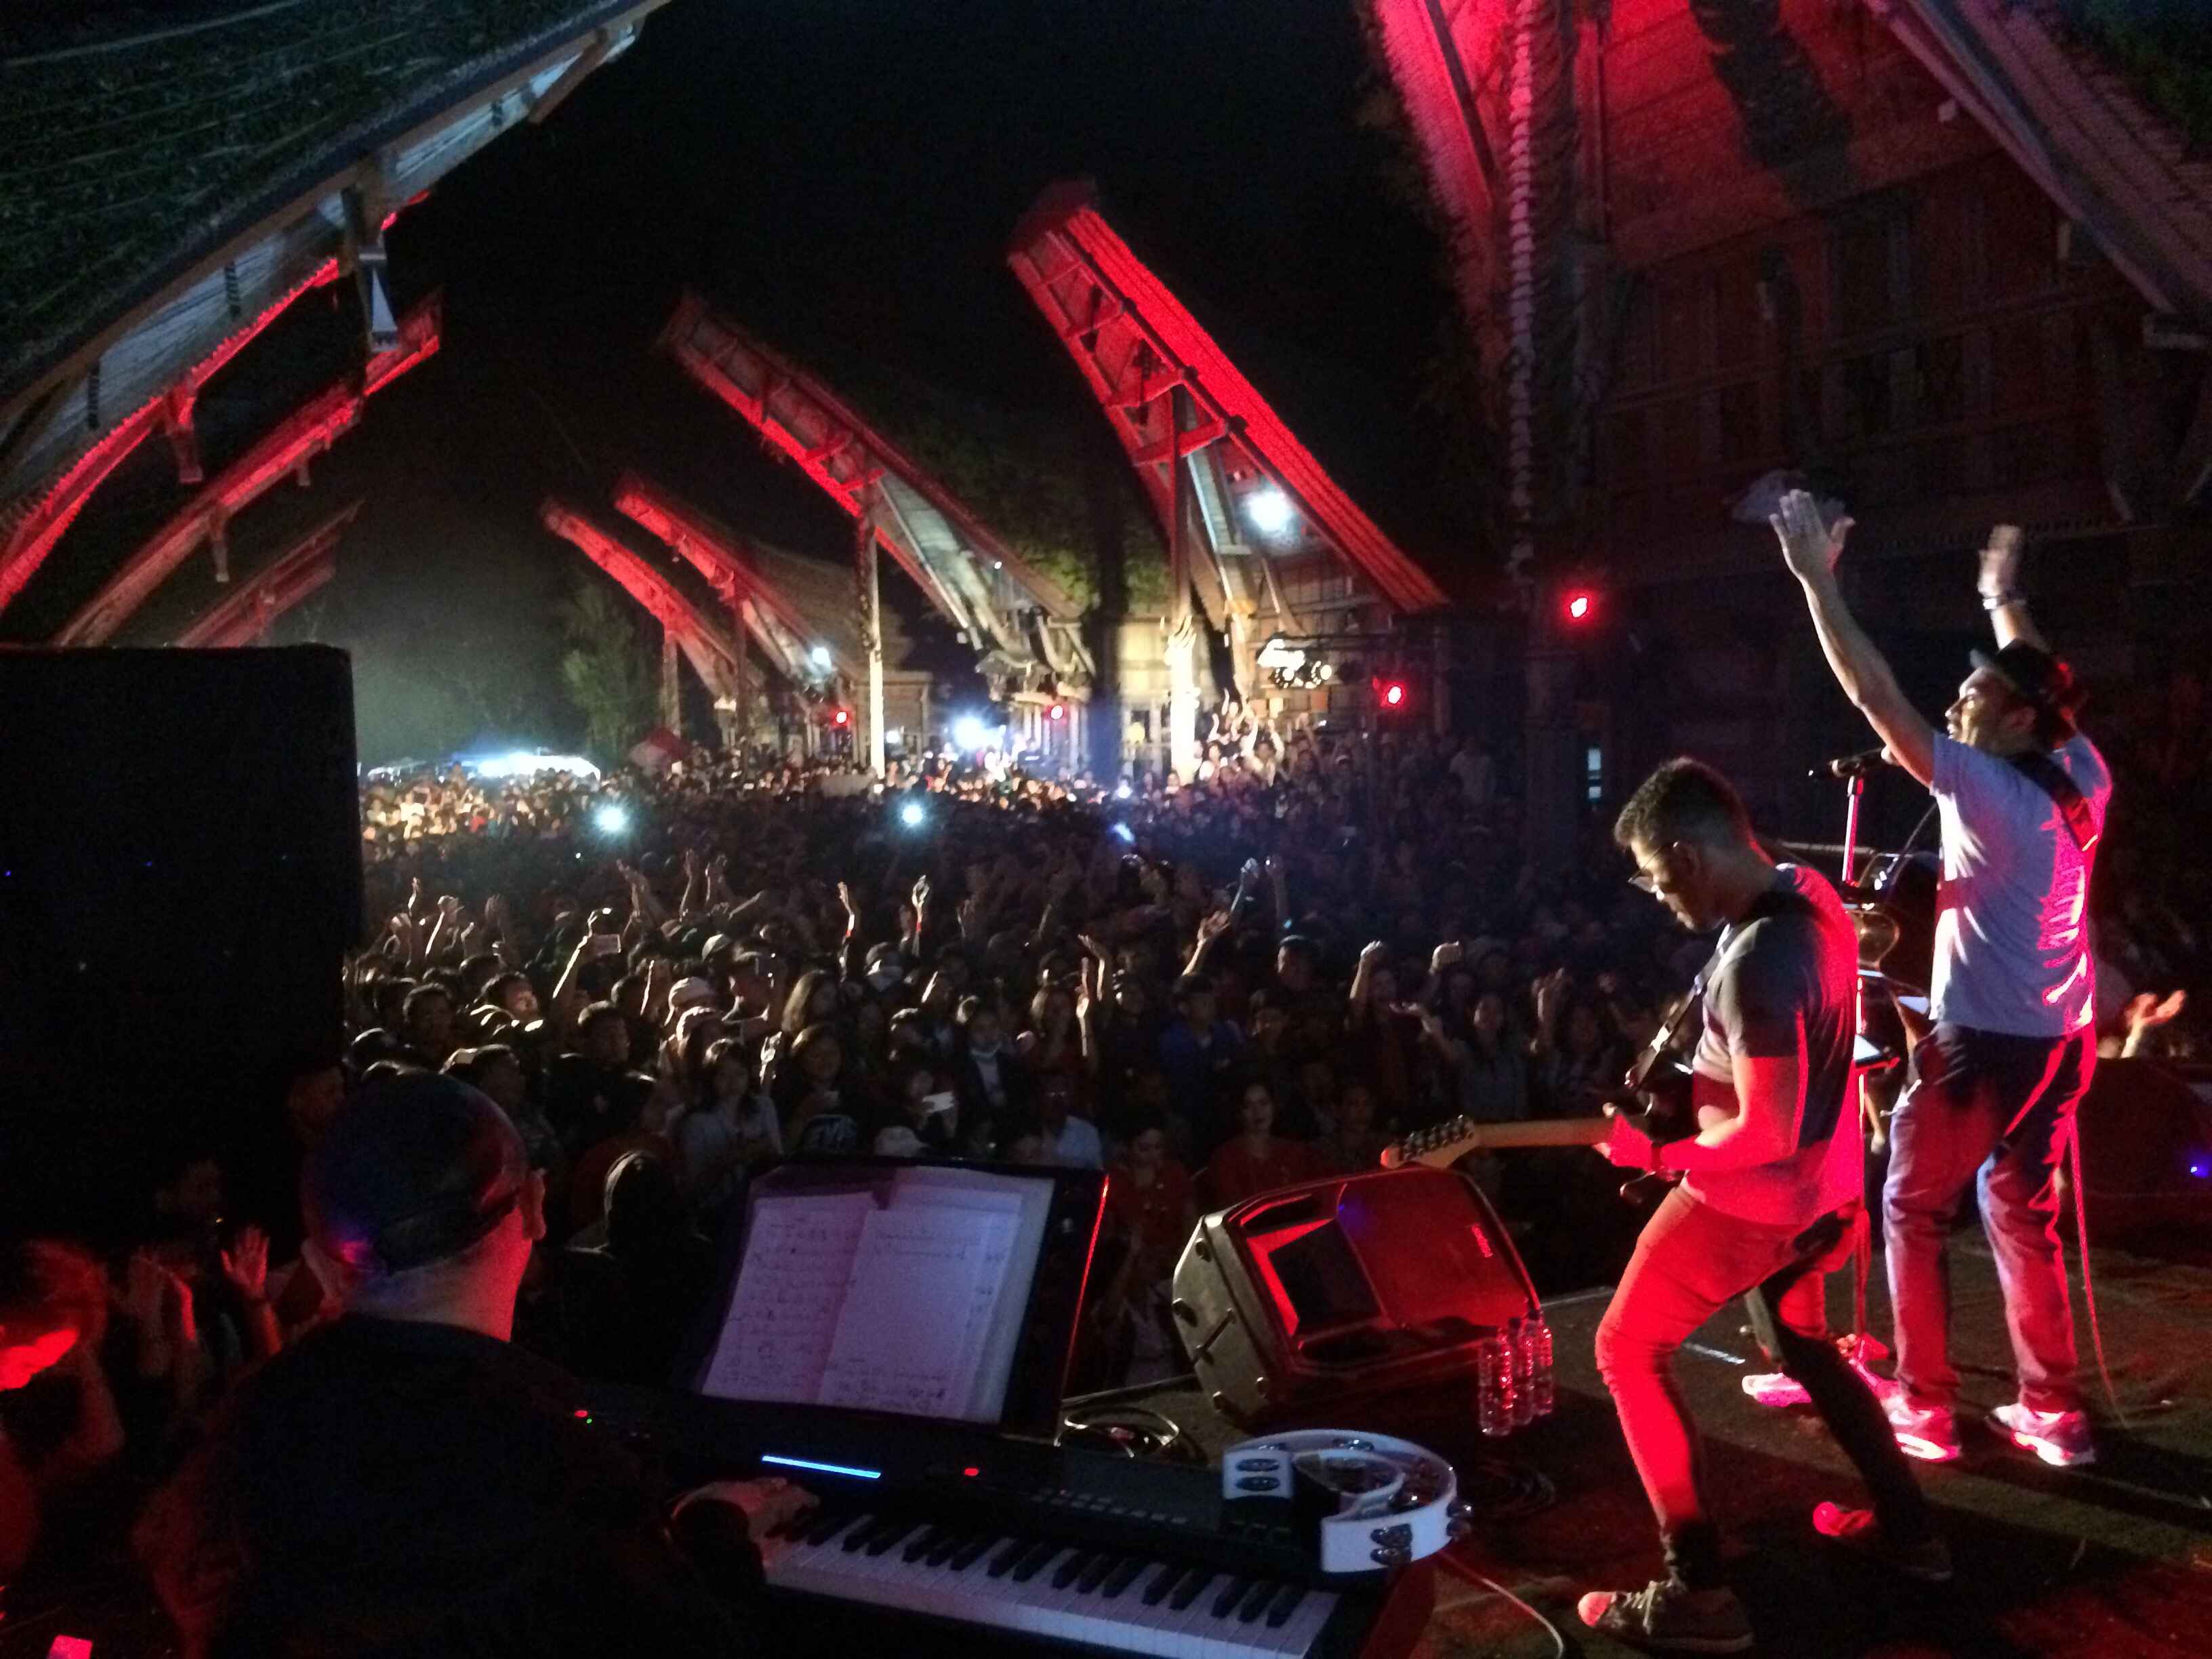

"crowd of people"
[4,678,2205,1644]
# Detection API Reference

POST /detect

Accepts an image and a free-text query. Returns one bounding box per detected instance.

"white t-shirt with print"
[1929,733,2108,1038]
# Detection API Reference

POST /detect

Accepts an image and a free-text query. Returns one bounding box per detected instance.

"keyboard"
[762,1507,1340,1659]
[586,1386,1433,1659]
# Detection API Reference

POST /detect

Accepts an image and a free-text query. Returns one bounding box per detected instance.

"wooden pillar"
[659,629,681,735]
[1166,388,1200,781]
[856,495,886,776]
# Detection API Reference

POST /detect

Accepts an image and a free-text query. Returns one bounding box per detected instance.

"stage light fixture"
[594,804,630,834]
[809,644,833,669]
[952,715,989,751]
[899,801,926,829]
[1243,487,1295,538]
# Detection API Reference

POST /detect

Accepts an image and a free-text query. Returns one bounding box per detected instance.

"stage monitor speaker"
[0,647,361,1236]
[1170,1166,1537,1428]
[2072,1057,2212,1240]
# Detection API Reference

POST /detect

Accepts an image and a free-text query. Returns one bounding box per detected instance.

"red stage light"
[1048,703,1066,722]
[1379,681,1406,709]
[833,708,850,726]
[1565,591,1593,621]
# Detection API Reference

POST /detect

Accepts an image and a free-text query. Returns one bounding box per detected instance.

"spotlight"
[809,645,833,670]
[899,801,926,829]
[1114,781,1132,800]
[1564,589,1596,623]
[1377,680,1407,710]
[594,804,630,834]
[1242,486,1295,539]
[832,708,850,727]
[1048,703,1066,723]
[952,716,988,751]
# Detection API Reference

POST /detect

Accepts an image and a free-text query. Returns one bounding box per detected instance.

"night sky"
[26,0,1462,761]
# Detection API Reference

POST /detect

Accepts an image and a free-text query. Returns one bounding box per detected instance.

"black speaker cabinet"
[1170,1166,1538,1428]
[0,647,361,1235]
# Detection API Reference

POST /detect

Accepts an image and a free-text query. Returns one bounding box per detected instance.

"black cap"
[304,1073,527,1276]
[1970,642,2084,738]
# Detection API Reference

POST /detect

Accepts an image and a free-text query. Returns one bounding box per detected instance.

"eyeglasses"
[1626,842,1681,898]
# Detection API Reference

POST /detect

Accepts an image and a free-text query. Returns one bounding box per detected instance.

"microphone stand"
[1840,766,1866,890]
[1832,761,1886,1373]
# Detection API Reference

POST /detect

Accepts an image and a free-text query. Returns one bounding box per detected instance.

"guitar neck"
[1382,1114,1614,1170]
[1456,1117,1612,1149]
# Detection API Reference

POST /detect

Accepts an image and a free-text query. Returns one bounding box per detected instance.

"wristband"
[1980,590,2025,611]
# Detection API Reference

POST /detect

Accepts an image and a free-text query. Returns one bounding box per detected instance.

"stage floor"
[1139,1231,2212,1658]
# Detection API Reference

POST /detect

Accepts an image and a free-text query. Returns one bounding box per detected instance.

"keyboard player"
[136,1073,806,1659]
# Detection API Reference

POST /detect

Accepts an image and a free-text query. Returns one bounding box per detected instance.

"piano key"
[1270,1586,1341,1659]
[1168,1568,1215,1611]
[1102,1557,1149,1598]
[987,1538,1030,1578]
[947,1534,998,1572]
[1263,1584,1307,1629]
[1211,1576,1253,1619]
[1235,1580,1277,1624]
[1077,1553,1120,1593]
[802,1508,855,1547]
[1009,1540,1059,1582]
[866,1519,921,1557]
[924,1529,968,1567]
[1052,1549,1096,1589]
[903,1524,947,1563]
[1141,1562,1183,1605]
[839,1514,890,1553]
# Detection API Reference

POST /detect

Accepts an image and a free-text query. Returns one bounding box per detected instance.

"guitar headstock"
[1379,1115,1479,1172]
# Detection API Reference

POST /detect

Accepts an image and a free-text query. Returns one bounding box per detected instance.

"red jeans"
[1595,1186,1931,1587]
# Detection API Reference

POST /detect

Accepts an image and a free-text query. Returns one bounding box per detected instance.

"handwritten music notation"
[703,1190,1023,1418]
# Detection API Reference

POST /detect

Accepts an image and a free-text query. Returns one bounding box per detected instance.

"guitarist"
[1778,493,2106,1469]
[1578,759,1944,1655]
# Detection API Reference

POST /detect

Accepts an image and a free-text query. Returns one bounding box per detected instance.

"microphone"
[1812,747,1889,779]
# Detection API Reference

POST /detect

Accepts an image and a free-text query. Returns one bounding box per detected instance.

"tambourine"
[1219,1429,1467,1574]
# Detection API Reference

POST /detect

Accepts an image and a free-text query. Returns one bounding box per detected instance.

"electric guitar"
[1378,1046,1694,1180]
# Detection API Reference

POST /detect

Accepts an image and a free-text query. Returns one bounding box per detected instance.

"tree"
[556,579,655,762]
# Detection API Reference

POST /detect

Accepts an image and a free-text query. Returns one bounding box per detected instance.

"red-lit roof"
[49,296,440,647]
[1008,181,1448,615]
[171,501,361,649]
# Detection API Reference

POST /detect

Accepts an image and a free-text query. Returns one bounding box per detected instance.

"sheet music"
[701,1190,874,1403]
[817,1204,1021,1416]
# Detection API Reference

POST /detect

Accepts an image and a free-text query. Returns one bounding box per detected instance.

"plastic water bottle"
[1477,1332,1515,1436]
[1509,1316,1538,1426]
[1525,1314,1555,1418]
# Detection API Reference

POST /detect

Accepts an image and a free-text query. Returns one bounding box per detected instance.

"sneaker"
[1576,1578,1754,1653]
[1811,1502,1954,1582]
[1881,1393,1961,1462]
[1742,1370,1809,1408]
[1990,1401,2096,1467]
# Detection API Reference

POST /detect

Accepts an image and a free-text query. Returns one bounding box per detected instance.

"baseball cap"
[1970,642,2083,737]
[668,976,720,1011]
[304,1073,527,1276]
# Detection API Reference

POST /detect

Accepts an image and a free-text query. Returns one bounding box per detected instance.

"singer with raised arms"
[1776,492,2108,1470]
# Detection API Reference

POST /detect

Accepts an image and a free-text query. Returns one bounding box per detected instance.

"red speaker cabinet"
[1170,1166,1538,1428]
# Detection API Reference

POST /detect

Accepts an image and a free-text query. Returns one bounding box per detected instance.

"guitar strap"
[2007,750,2098,854]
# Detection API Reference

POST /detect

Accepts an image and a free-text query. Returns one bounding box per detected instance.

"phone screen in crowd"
[920,1091,958,1116]
[591,933,623,958]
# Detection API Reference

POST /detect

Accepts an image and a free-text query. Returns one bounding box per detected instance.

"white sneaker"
[1990,1401,2095,1467]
